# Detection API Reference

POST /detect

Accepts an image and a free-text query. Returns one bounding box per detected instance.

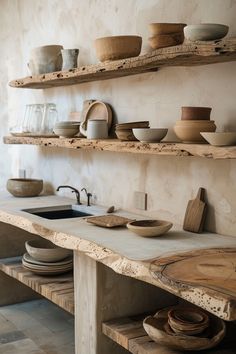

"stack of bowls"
[115,121,149,141]
[148,23,186,50]
[53,121,80,138]
[23,239,73,276]
[174,106,216,143]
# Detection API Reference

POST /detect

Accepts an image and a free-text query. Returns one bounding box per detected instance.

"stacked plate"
[115,121,149,141]
[148,23,186,50]
[22,253,73,275]
[53,121,80,138]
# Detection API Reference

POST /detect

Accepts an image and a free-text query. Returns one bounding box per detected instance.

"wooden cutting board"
[183,188,207,233]
[86,215,134,228]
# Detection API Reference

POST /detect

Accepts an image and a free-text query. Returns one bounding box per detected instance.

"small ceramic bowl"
[148,23,186,35]
[53,126,80,138]
[200,132,236,146]
[184,24,229,41]
[132,128,168,142]
[127,219,173,237]
[25,239,72,262]
[7,178,43,197]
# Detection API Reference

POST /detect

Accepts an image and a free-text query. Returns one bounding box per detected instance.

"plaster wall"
[0,0,236,235]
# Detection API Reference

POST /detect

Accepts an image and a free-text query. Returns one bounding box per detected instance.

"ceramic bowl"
[53,126,80,138]
[25,239,72,262]
[200,132,236,146]
[184,24,229,41]
[115,129,138,141]
[148,23,186,35]
[127,220,173,237]
[116,121,149,130]
[168,308,209,335]
[132,128,168,142]
[181,106,212,120]
[174,121,216,143]
[148,32,184,50]
[55,121,80,127]
[7,178,43,197]
[94,35,142,62]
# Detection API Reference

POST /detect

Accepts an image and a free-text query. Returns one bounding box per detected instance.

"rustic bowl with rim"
[181,106,212,120]
[148,23,186,35]
[127,219,173,237]
[184,24,229,41]
[132,128,168,143]
[25,239,72,262]
[149,32,184,50]
[7,178,43,197]
[94,35,142,62]
[168,308,209,335]
[174,121,216,143]
[115,129,138,141]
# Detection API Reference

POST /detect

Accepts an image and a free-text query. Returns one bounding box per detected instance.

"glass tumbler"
[41,103,58,134]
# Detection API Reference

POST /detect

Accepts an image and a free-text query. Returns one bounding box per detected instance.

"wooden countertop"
[0,193,235,320]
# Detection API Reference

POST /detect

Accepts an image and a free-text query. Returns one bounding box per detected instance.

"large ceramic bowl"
[200,132,236,146]
[127,219,173,237]
[25,239,72,262]
[132,128,168,142]
[184,24,229,41]
[174,121,216,143]
[7,178,43,197]
[148,23,186,35]
[94,36,142,62]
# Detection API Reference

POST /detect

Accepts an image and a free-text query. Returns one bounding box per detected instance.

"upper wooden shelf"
[9,38,236,89]
[3,136,236,159]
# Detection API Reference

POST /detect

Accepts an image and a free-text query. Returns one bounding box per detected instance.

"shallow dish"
[132,128,168,142]
[148,23,186,35]
[23,253,73,266]
[127,219,173,237]
[184,24,229,41]
[149,32,184,50]
[7,178,43,197]
[200,132,236,146]
[25,239,72,262]
[94,35,142,62]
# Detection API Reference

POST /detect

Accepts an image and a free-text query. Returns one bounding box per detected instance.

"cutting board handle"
[197,187,205,201]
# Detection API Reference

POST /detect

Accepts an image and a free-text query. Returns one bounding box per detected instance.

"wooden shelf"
[103,314,236,354]
[0,257,74,315]
[9,38,236,89]
[3,136,236,159]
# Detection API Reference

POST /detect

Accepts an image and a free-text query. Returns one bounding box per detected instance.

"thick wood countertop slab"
[0,194,235,320]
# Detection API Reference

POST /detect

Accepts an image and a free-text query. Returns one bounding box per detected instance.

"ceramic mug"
[61,49,79,70]
[87,120,108,139]
[28,45,63,75]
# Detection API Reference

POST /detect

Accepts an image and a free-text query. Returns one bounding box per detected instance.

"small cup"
[61,49,79,70]
[87,120,108,139]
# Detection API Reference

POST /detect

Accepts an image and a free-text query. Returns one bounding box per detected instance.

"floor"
[0,299,74,354]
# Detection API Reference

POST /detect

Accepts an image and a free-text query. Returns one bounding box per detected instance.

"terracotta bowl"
[149,32,184,50]
[25,239,72,262]
[127,219,173,237]
[181,106,212,120]
[94,35,142,62]
[7,178,43,197]
[148,23,186,35]
[200,132,236,146]
[115,129,138,141]
[184,24,229,41]
[174,121,216,143]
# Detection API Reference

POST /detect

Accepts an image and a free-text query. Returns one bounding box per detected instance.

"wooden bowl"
[116,121,149,130]
[168,308,209,335]
[181,106,212,120]
[25,239,72,262]
[7,178,43,197]
[143,306,226,351]
[148,32,184,50]
[149,23,186,35]
[174,121,216,143]
[127,219,173,237]
[115,129,138,141]
[94,36,142,62]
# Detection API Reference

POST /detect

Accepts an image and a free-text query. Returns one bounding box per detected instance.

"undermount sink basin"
[22,205,93,220]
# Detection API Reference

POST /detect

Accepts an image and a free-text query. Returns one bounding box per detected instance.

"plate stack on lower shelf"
[22,253,73,275]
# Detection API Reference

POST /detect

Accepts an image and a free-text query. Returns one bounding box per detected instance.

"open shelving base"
[3,136,236,159]
[0,256,74,315]
[103,314,236,354]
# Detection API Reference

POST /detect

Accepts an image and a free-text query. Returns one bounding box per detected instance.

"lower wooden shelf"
[0,257,74,315]
[103,314,236,354]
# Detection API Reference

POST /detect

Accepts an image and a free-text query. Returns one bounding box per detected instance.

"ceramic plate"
[23,253,73,266]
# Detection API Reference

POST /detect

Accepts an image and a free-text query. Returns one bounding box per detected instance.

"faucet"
[81,188,92,207]
[56,185,82,205]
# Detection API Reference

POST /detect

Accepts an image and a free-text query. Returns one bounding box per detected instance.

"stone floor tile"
[0,313,17,334]
[0,330,26,344]
[0,338,46,354]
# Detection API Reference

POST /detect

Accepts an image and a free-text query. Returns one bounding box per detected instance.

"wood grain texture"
[183,188,207,233]
[8,38,236,89]
[103,314,236,354]
[3,136,236,159]
[0,257,74,314]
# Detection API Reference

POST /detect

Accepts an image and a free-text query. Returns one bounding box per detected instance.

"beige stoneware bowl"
[184,24,229,41]
[149,32,184,50]
[127,219,173,237]
[174,121,216,143]
[132,128,168,143]
[7,178,43,197]
[149,23,186,35]
[25,239,72,262]
[200,132,236,146]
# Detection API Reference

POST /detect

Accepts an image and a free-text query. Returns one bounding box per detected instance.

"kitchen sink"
[22,205,93,220]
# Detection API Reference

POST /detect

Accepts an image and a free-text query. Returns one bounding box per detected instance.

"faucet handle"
[81,188,92,207]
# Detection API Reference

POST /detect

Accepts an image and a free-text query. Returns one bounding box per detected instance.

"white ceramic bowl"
[55,121,80,127]
[53,126,80,138]
[132,128,168,143]
[127,220,173,237]
[184,24,229,41]
[200,132,236,146]
[25,239,72,262]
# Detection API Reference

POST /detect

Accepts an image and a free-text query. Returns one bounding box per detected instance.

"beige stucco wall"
[0,0,236,235]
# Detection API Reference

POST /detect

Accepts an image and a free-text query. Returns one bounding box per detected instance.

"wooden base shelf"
[0,257,74,315]
[3,136,236,159]
[9,38,236,89]
[103,314,236,354]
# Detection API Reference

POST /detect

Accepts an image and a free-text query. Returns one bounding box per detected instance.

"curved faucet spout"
[56,185,81,205]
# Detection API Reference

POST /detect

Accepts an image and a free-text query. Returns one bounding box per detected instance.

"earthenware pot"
[181,106,212,120]
[28,45,63,75]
